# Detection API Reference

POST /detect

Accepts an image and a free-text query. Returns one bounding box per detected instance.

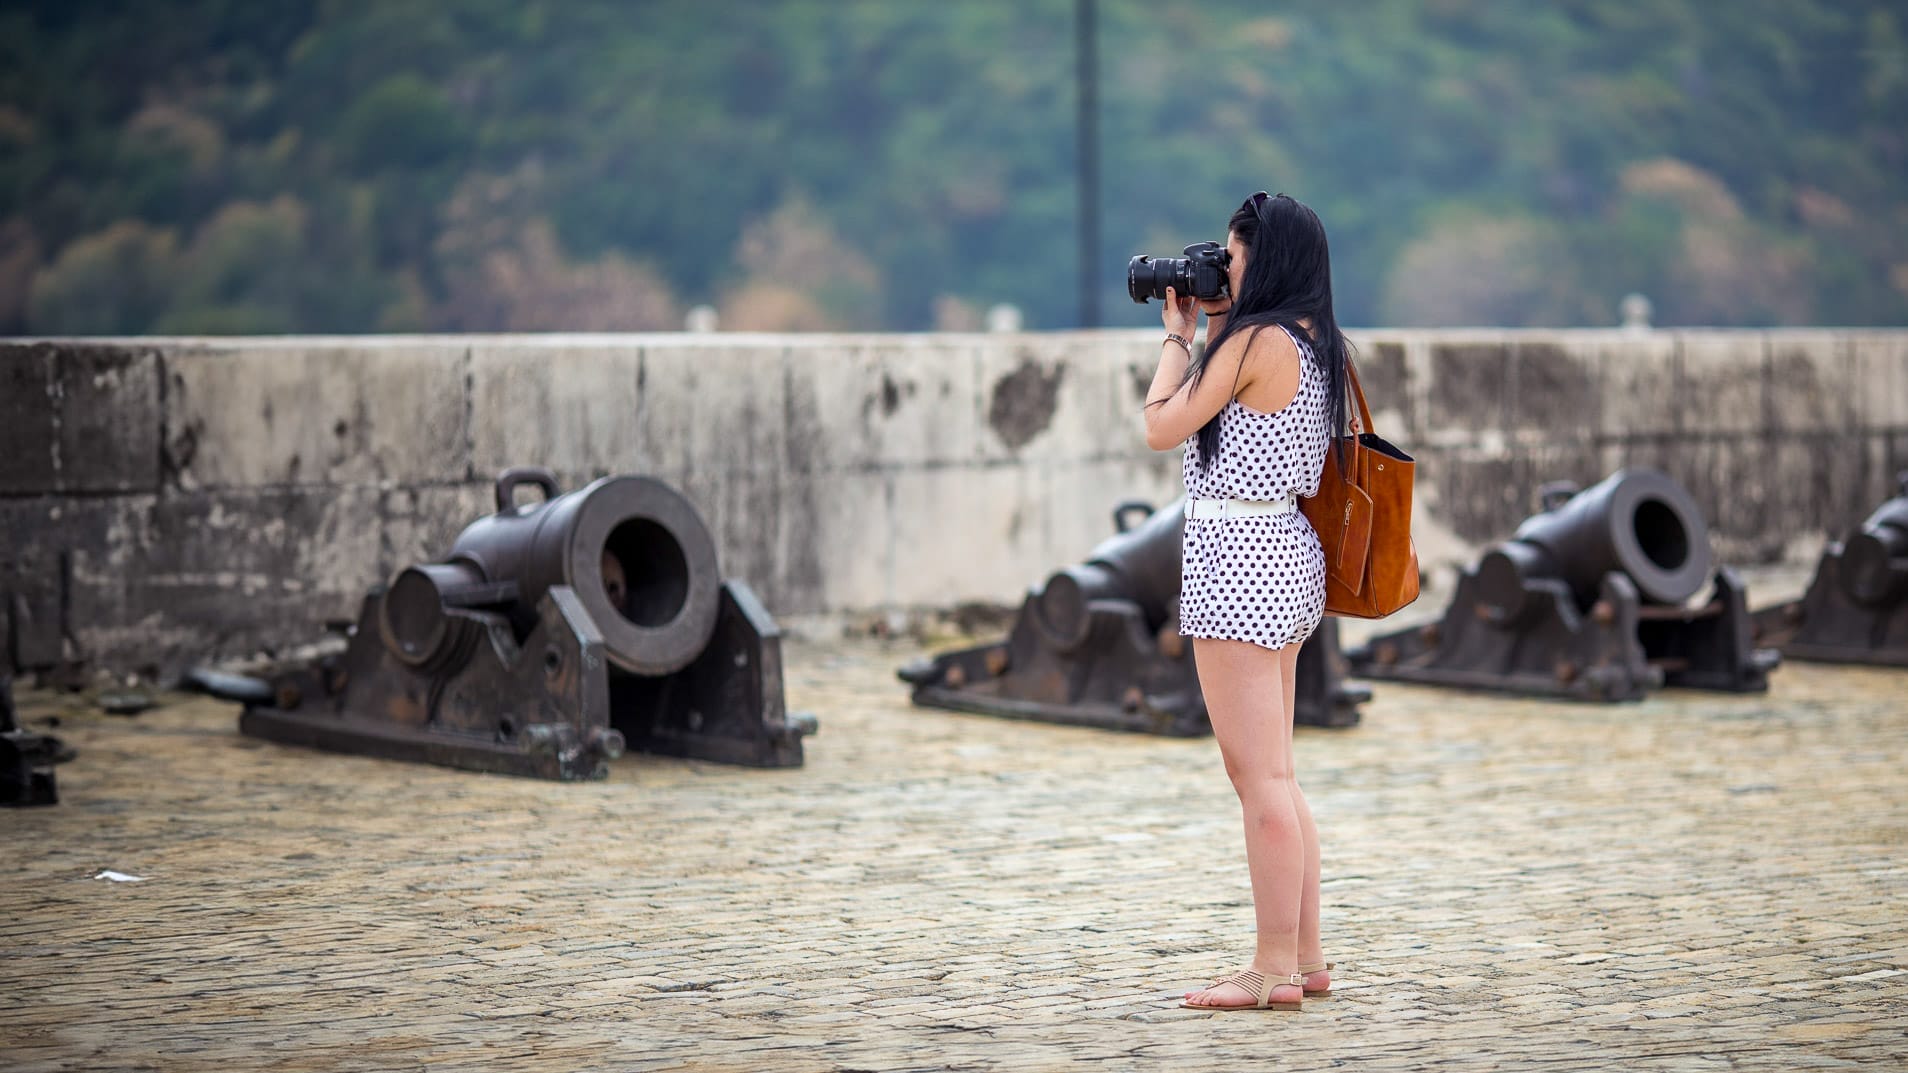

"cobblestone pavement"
[3,633,1905,1071]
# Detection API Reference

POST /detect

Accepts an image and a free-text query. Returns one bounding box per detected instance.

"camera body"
[1127,241,1230,304]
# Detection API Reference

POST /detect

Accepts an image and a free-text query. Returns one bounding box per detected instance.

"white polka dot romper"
[1178,324,1331,651]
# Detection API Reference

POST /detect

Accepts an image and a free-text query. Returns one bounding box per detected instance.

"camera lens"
[1128,256,1158,304]
[1127,255,1192,304]
[1129,242,1232,304]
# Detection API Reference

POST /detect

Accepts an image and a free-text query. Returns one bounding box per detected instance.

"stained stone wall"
[1,329,1904,676]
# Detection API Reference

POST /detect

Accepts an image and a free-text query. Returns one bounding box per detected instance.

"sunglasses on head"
[1243,191,1284,216]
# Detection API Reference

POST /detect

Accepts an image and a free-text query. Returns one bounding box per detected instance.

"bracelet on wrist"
[1164,332,1193,355]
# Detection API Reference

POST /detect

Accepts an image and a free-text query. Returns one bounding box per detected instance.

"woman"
[1142,192,1351,1012]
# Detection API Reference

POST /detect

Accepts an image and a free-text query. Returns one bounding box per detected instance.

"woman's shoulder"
[1208,319,1304,388]
[1241,321,1303,369]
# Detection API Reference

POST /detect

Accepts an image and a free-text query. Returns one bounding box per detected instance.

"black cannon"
[1751,473,1908,666]
[240,468,812,780]
[899,498,1368,733]
[1347,469,1777,700]
[2,579,75,806]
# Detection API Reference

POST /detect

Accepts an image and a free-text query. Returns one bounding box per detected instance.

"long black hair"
[1182,192,1351,467]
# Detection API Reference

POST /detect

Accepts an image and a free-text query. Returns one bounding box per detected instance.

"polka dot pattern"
[1179,325,1331,652]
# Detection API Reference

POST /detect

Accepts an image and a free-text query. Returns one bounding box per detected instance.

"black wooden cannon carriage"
[240,468,811,780]
[899,498,1368,733]
[1346,469,1778,700]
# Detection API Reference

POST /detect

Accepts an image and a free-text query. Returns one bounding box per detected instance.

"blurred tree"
[1600,159,1816,326]
[26,219,178,334]
[156,195,309,334]
[0,0,1901,332]
[335,75,470,175]
[719,194,882,331]
[1380,213,1600,328]
[0,218,40,333]
[441,218,677,331]
[434,163,679,331]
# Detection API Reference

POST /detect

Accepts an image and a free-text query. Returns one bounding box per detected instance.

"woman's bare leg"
[1278,640,1330,991]
[1183,637,1304,1008]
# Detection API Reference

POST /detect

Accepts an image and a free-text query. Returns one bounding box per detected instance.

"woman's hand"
[1161,286,1197,340]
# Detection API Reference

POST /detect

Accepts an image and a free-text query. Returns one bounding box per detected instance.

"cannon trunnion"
[1346,469,1778,701]
[240,468,811,780]
[899,498,1368,733]
[1752,473,1908,666]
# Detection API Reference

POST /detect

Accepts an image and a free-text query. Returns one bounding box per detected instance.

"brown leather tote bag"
[1299,359,1421,619]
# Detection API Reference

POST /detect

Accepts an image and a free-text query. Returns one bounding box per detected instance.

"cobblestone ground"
[3,632,1905,1071]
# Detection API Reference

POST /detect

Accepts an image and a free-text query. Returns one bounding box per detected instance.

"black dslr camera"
[1127,241,1230,304]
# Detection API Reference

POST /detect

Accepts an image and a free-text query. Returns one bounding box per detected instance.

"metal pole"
[1077,0,1099,328]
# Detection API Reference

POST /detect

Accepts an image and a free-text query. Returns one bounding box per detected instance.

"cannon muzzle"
[439,467,721,675]
[1838,478,1908,606]
[1035,499,1186,650]
[1474,469,1710,621]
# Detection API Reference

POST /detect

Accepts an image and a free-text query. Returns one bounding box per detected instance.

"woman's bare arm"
[1144,321,1299,451]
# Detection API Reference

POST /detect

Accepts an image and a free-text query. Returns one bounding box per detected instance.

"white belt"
[1189,496,1296,519]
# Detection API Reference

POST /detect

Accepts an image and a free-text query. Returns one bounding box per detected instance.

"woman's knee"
[1235,778,1301,836]
[1214,738,1295,792]
[1222,753,1286,792]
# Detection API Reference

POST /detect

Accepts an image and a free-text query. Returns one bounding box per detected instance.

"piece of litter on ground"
[97,692,157,716]
[93,870,147,882]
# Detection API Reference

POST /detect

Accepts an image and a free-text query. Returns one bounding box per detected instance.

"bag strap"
[1337,356,1377,486]
[1345,356,1376,436]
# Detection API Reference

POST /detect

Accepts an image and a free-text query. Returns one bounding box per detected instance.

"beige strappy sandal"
[1201,961,1336,996]
[1180,968,1305,1011]
[1298,960,1336,996]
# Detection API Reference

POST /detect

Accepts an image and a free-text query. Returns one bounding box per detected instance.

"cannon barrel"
[387,467,722,676]
[1351,467,1774,700]
[1034,499,1186,650]
[1752,471,1908,666]
[901,494,1366,730]
[1839,479,1908,606]
[1474,469,1711,621]
[240,467,807,779]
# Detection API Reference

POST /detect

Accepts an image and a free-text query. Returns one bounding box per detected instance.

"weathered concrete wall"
[1365,329,1908,561]
[2,329,1905,676]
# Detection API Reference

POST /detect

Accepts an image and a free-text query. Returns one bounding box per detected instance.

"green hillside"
[2,0,1903,333]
